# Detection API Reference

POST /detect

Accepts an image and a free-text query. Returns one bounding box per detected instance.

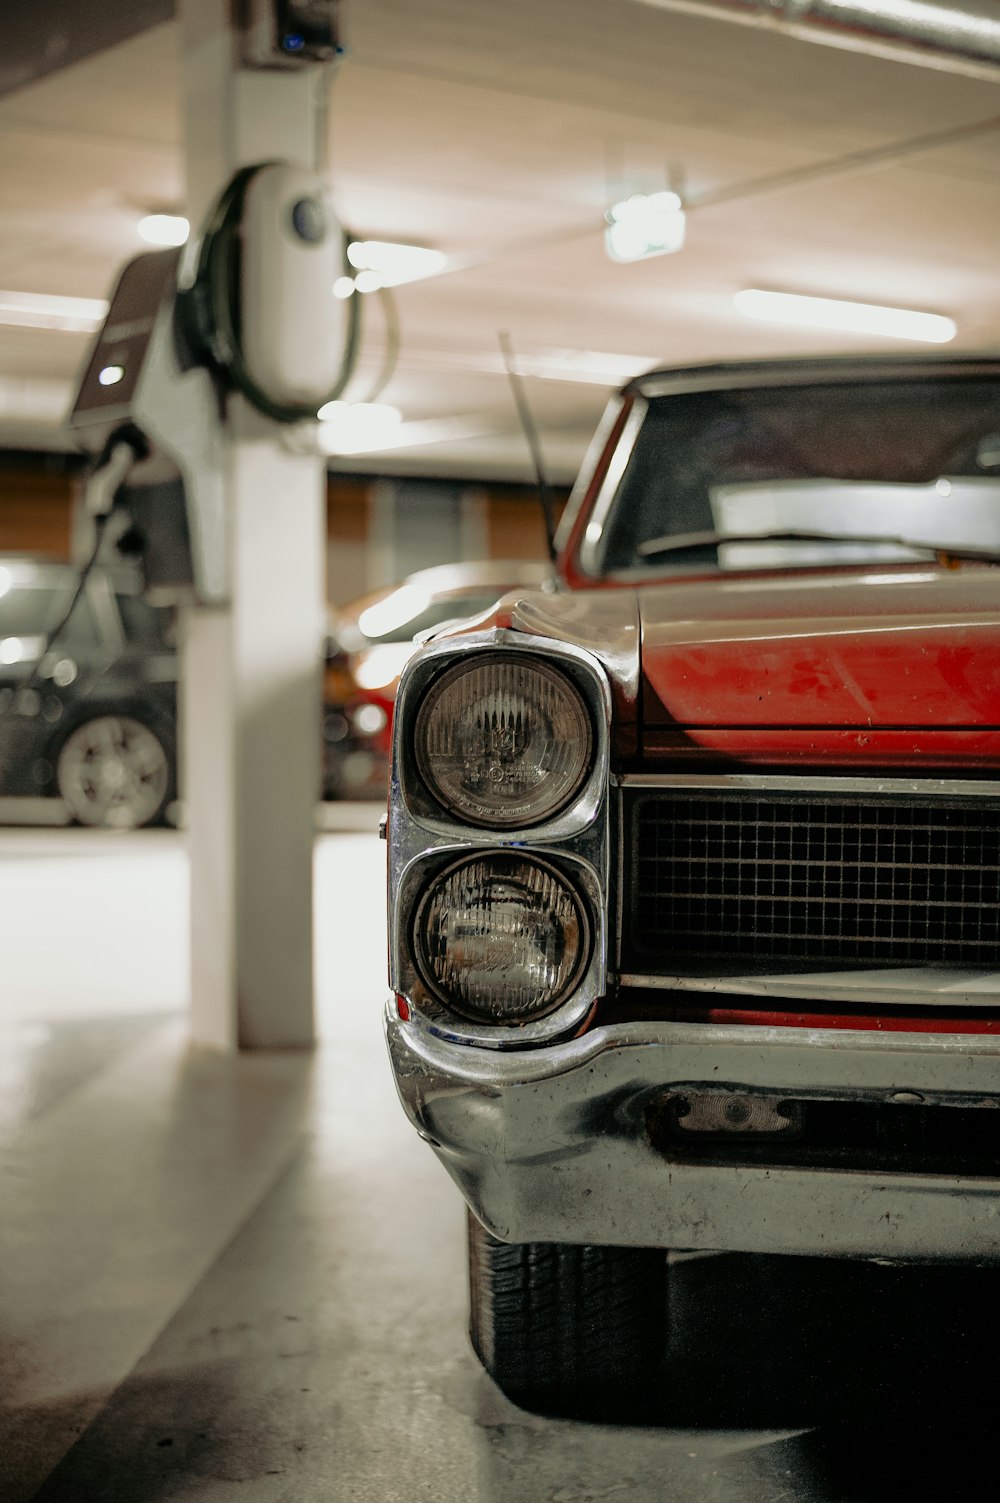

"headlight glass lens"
[415,654,592,827]
[414,853,589,1024]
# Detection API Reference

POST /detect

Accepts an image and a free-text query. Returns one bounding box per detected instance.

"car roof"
[626,353,1000,401]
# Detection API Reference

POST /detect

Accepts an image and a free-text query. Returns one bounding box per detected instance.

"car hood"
[500,566,1000,769]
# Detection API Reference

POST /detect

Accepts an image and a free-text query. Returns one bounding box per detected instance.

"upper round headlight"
[413,852,590,1024]
[414,654,593,827]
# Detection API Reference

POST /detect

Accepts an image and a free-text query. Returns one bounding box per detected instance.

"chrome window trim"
[552,393,626,556]
[576,397,648,578]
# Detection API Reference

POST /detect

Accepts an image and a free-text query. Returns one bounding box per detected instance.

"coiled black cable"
[182,162,362,424]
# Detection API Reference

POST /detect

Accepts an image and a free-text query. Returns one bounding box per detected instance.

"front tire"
[467,1212,667,1417]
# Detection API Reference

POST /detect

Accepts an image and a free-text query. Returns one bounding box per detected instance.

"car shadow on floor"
[638,1252,999,1496]
[656,1252,994,1425]
[15,1254,999,1503]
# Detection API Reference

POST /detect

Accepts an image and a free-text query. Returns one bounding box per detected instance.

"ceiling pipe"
[632,0,1000,82]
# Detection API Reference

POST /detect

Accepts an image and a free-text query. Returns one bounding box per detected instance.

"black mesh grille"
[629,794,1000,967]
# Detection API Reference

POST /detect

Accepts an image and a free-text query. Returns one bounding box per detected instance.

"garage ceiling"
[0,0,998,479]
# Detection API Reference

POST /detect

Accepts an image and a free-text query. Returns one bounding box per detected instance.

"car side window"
[116,595,175,647]
[0,584,100,662]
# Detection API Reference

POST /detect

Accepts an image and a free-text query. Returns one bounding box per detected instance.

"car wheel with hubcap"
[467,1211,667,1417]
[55,714,172,830]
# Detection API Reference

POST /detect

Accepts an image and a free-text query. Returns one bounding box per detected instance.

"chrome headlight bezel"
[394,844,605,1047]
[394,634,608,842]
[387,631,613,1050]
[413,652,594,829]
[411,850,593,1026]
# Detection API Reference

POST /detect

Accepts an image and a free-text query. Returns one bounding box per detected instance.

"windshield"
[591,378,1000,575]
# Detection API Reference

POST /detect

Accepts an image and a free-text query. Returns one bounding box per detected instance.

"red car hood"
[638,565,1000,769]
[501,566,1000,770]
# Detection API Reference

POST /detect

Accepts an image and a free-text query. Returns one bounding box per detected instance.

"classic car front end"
[384,355,1000,1413]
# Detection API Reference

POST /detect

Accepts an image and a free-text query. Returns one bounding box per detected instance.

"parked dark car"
[0,553,555,824]
[0,555,177,828]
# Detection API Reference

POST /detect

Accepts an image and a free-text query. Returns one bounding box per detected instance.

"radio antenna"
[499,331,558,566]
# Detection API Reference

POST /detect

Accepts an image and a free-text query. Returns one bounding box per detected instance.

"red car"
[384,355,1000,1413]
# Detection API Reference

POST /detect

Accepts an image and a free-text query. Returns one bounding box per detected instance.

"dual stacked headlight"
[410,653,595,1027]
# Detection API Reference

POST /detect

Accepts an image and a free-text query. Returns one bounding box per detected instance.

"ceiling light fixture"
[345,240,447,287]
[605,191,686,263]
[316,412,489,458]
[512,349,659,385]
[734,289,956,344]
[317,400,403,453]
[353,269,384,295]
[0,290,108,333]
[137,213,190,247]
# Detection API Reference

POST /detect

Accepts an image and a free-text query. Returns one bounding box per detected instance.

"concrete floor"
[1,822,998,1501]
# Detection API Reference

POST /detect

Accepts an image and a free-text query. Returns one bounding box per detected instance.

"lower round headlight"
[413,853,590,1025]
[414,653,593,827]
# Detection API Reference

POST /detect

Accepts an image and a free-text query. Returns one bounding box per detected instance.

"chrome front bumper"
[386,1005,1000,1261]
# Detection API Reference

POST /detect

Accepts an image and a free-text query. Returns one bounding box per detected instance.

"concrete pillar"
[178,0,330,1048]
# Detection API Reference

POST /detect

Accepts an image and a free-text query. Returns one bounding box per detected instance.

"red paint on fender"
[639,567,1000,756]
[686,1005,1000,1034]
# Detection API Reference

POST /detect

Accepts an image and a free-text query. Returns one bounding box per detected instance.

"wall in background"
[326,472,565,606]
[0,457,79,558]
[0,456,565,605]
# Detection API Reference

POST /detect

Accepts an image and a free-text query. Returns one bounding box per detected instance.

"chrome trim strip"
[387,630,613,1049]
[617,771,1000,799]
[620,970,1000,1006]
[389,1003,1000,1089]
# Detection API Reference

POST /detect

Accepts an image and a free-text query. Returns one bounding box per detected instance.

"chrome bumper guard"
[386,1006,1000,1262]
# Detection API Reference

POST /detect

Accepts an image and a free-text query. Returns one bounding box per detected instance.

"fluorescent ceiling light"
[318,413,490,457]
[345,240,447,288]
[734,289,956,344]
[357,584,432,640]
[317,400,402,452]
[0,290,108,333]
[137,214,190,247]
[513,349,656,385]
[605,192,686,263]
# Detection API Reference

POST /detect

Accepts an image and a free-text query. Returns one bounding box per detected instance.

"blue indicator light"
[283,32,306,51]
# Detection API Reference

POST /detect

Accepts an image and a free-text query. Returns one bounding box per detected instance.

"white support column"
[178,0,329,1048]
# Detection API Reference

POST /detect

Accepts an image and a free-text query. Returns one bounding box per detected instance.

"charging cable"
[0,427,146,728]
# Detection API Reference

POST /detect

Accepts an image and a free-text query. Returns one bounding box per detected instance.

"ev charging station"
[69,0,349,1049]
